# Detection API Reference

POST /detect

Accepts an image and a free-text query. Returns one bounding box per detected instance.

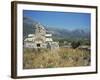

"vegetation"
[23,47,90,69]
[71,41,80,49]
[53,37,90,46]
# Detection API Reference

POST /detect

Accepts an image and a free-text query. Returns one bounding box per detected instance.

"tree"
[71,41,80,49]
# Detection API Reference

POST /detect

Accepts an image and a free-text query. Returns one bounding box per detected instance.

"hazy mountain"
[23,17,90,40]
[46,27,90,39]
[23,17,37,39]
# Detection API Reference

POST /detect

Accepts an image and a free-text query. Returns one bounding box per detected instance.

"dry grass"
[23,48,90,69]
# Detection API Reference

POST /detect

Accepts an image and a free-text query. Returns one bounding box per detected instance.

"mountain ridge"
[23,17,90,40]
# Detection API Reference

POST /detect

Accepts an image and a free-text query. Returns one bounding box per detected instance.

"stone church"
[24,23,59,49]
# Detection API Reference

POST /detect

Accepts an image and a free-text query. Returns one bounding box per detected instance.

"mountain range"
[23,17,90,40]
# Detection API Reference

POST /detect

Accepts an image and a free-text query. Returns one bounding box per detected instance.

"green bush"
[71,41,80,49]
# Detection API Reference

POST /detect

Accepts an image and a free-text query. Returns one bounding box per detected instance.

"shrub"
[71,41,80,49]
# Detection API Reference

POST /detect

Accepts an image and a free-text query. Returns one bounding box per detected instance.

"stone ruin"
[24,23,59,50]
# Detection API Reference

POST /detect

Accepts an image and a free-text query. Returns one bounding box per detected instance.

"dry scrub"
[23,48,90,69]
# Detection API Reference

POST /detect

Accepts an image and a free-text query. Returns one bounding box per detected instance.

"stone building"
[24,23,59,49]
